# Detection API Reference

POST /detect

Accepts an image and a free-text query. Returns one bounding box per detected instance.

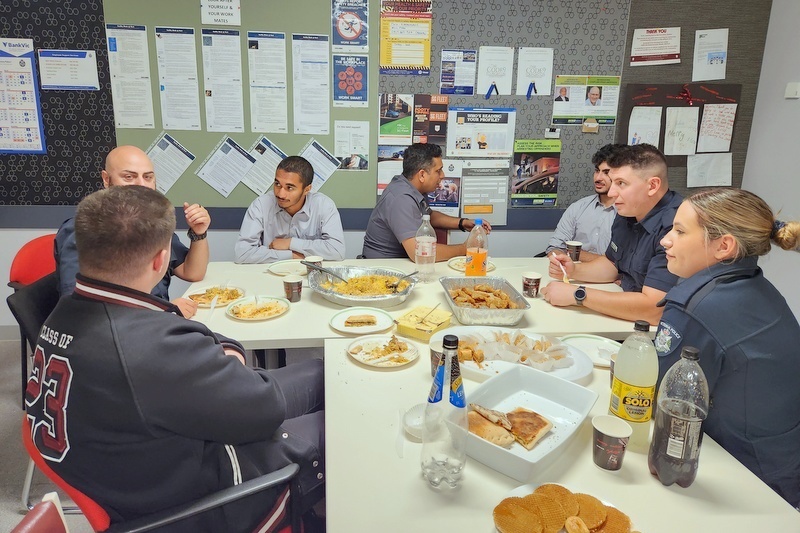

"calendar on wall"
[0,38,46,154]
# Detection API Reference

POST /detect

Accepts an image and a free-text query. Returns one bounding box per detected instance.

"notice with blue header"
[38,50,100,91]
[0,38,46,154]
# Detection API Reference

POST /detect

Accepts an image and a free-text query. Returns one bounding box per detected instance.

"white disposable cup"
[522,271,542,298]
[305,255,323,267]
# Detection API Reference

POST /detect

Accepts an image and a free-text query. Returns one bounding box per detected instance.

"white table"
[323,337,800,532]
[183,258,633,350]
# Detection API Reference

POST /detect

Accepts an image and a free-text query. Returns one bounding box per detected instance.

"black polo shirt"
[606,189,682,293]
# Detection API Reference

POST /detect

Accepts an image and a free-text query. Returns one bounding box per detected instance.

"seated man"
[544,143,622,262]
[27,186,324,532]
[541,144,682,325]
[235,155,345,263]
[362,143,489,260]
[54,145,209,318]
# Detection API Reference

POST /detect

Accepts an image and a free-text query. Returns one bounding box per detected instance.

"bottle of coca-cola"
[648,346,709,488]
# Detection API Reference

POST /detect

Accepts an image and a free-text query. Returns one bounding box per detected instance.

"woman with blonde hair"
[654,187,800,507]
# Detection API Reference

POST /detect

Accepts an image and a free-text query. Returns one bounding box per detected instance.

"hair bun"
[771,220,787,239]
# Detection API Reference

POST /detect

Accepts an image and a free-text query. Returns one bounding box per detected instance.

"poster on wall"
[248,31,288,134]
[333,54,368,107]
[201,0,241,26]
[0,38,46,154]
[412,94,448,146]
[510,139,561,208]
[446,107,516,158]
[106,24,155,129]
[332,0,369,52]
[439,49,476,95]
[379,0,432,75]
[155,27,201,131]
[552,75,620,125]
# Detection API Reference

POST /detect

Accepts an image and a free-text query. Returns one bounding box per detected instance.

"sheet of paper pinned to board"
[697,103,737,153]
[687,153,732,187]
[663,107,699,156]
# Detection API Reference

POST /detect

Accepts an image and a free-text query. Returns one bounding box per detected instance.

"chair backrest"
[9,234,57,287]
[22,418,112,532]
[11,492,70,533]
[7,272,61,353]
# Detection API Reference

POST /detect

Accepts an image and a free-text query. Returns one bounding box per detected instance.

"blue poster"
[332,0,368,52]
[333,55,368,107]
[0,38,46,154]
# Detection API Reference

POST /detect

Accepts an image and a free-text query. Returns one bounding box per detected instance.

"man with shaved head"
[55,145,211,318]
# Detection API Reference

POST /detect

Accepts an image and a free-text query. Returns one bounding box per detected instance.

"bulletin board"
[617,0,773,195]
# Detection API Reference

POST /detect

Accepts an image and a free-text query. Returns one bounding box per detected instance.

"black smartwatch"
[187,228,207,242]
[574,285,587,306]
[458,217,467,232]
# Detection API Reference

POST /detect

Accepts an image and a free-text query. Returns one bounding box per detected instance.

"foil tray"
[439,276,530,325]
[307,265,416,308]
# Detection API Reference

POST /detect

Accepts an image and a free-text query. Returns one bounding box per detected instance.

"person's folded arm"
[541,281,666,324]
[234,201,291,263]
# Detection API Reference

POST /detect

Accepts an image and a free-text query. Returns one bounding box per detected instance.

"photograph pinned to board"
[510,140,561,208]
[552,75,620,126]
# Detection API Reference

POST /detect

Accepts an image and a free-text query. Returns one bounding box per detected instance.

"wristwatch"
[574,285,587,306]
[187,228,207,242]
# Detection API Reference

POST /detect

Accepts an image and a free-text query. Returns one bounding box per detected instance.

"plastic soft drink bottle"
[648,346,709,488]
[415,214,436,283]
[421,334,468,488]
[464,219,488,276]
[608,320,658,452]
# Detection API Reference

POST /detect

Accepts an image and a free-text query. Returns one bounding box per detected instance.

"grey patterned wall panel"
[0,0,115,206]
[381,0,630,206]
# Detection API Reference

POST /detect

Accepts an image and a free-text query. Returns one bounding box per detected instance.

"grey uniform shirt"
[362,175,431,259]
[545,193,616,255]
[235,191,345,263]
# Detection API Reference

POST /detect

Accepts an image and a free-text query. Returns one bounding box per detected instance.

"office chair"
[22,418,301,533]
[7,235,58,408]
[11,492,70,533]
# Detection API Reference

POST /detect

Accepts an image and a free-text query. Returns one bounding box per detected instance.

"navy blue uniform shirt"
[606,189,682,293]
[655,256,800,507]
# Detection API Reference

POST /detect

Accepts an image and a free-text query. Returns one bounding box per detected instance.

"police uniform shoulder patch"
[655,320,681,356]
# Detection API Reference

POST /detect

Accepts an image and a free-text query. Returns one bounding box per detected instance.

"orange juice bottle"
[464,219,488,276]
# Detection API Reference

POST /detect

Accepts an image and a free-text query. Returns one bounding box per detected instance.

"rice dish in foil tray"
[308,266,416,308]
[440,276,530,325]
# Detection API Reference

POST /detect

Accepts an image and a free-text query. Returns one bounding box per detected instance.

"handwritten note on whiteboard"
[663,107,699,155]
[697,103,737,153]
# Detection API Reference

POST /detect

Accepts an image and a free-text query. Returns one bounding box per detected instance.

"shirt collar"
[74,273,181,314]
[658,256,760,307]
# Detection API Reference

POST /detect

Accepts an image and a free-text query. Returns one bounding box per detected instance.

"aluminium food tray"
[307,265,416,308]
[439,276,530,326]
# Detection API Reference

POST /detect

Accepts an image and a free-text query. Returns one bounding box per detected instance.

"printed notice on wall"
[147,132,195,194]
[446,107,516,158]
[292,34,331,135]
[630,27,680,66]
[155,27,201,131]
[38,50,100,90]
[202,29,245,133]
[243,136,287,195]
[196,137,255,197]
[0,38,46,154]
[201,0,241,26]
[693,28,728,82]
[106,24,155,129]
[248,32,288,134]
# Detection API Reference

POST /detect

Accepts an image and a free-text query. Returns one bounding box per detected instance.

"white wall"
[742,0,800,317]
[0,227,552,338]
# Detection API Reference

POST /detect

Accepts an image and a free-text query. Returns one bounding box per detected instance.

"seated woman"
[655,188,800,508]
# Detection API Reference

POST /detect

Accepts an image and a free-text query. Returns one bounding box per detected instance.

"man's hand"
[269,237,292,250]
[540,281,578,307]
[184,203,211,235]
[173,297,198,318]
[463,218,492,234]
[548,251,574,279]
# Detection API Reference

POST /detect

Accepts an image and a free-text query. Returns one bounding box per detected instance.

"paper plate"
[187,286,245,308]
[346,335,419,368]
[329,307,395,335]
[559,334,621,369]
[267,260,308,276]
[447,256,496,272]
[225,296,290,321]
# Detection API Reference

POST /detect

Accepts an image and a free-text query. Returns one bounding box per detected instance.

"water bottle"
[608,320,658,452]
[415,214,436,283]
[648,346,709,488]
[421,334,468,488]
[464,219,488,276]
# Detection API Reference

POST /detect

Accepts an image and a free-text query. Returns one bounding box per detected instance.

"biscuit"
[564,516,591,533]
[493,497,543,533]
[593,506,632,533]
[520,493,566,533]
[534,483,579,517]
[574,493,607,530]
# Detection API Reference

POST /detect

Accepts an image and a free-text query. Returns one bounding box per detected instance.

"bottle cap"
[422,214,430,221]
[475,218,482,226]
[633,320,650,332]
[443,334,459,349]
[680,346,700,361]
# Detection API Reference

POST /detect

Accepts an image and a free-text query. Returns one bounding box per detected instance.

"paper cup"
[283,275,303,302]
[522,271,542,298]
[592,415,632,471]
[305,255,323,267]
[566,241,583,262]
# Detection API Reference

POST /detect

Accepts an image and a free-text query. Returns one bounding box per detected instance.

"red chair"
[22,418,301,533]
[10,492,69,533]
[8,234,57,408]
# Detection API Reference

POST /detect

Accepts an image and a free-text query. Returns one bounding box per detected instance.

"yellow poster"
[379,0,431,75]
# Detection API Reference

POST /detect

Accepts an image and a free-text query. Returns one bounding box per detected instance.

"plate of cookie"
[494,483,635,533]
[329,307,394,335]
[346,335,419,368]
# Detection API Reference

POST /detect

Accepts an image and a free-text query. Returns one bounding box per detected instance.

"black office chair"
[6,272,60,408]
